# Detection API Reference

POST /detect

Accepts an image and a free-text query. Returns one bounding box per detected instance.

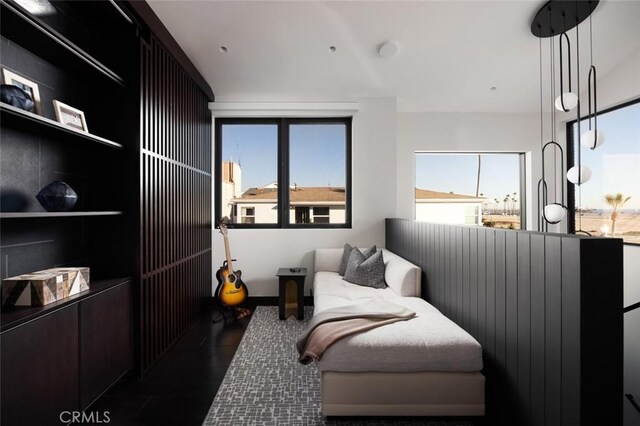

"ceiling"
[147,0,640,113]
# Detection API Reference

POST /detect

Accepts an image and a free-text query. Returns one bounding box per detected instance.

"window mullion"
[279,119,290,227]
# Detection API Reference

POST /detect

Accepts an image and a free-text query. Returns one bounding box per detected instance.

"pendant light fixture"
[531,0,600,230]
[554,33,578,112]
[581,14,605,150]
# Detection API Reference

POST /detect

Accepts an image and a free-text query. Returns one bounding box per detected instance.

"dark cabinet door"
[79,281,132,408]
[1,305,79,426]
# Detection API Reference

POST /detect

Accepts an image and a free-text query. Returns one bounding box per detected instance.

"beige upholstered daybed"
[313,248,485,417]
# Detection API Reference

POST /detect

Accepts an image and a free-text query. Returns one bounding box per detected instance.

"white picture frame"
[2,69,42,114]
[52,100,88,133]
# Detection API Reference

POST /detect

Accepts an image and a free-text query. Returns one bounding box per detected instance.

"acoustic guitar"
[215,220,249,308]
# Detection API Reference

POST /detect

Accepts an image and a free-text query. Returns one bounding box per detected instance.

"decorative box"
[2,267,90,307]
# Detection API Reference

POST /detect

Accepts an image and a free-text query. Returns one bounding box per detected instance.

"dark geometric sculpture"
[36,181,78,212]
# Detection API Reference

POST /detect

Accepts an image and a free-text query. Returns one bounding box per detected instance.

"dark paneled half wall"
[138,36,212,373]
[386,219,623,426]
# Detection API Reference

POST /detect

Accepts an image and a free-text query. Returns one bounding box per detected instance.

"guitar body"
[215,262,249,308]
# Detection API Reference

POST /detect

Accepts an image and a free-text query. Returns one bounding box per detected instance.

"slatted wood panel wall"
[386,219,623,426]
[138,36,212,373]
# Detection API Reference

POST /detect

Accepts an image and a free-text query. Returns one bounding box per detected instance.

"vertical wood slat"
[530,234,546,426]
[384,219,622,426]
[138,37,212,374]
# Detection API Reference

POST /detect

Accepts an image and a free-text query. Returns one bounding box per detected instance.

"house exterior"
[221,161,346,224]
[232,186,346,224]
[415,188,486,225]
[221,161,242,219]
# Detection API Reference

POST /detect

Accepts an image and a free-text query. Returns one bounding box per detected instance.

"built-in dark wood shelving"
[0,103,124,149]
[0,0,125,86]
[0,277,130,333]
[0,211,123,219]
[62,0,134,27]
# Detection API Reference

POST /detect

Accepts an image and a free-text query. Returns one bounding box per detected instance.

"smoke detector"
[378,41,399,58]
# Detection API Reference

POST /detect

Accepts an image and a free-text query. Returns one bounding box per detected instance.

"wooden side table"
[276,268,307,320]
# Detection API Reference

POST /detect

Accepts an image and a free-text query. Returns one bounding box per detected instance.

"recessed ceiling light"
[220,46,228,53]
[329,46,337,52]
[378,41,398,58]
[490,86,498,91]
[14,0,56,15]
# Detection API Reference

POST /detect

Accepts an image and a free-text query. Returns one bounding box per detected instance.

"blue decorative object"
[36,181,78,212]
[0,84,35,112]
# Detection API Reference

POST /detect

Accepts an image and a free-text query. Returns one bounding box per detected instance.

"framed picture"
[53,100,88,132]
[2,69,42,114]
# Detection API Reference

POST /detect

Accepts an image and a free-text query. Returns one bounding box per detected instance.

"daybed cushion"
[315,248,421,297]
[313,248,482,374]
[315,295,483,373]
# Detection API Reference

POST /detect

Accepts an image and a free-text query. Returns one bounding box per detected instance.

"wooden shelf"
[0,0,126,86]
[0,277,131,333]
[1,103,124,150]
[1,211,123,219]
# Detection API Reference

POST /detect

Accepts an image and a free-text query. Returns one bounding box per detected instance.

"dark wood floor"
[90,302,251,426]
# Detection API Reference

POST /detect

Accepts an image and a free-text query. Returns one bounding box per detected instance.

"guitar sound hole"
[228,274,236,284]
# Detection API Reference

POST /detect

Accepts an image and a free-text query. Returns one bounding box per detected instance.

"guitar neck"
[223,233,234,272]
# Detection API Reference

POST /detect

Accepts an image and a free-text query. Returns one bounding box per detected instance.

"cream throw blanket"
[296,299,416,365]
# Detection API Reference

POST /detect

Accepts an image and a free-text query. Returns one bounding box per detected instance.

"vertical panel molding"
[385,219,623,425]
[137,36,212,374]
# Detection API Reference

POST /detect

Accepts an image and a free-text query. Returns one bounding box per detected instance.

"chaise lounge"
[312,248,485,417]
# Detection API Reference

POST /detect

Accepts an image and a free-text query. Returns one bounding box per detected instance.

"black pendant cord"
[538,32,546,231]
[587,14,599,149]
[558,32,572,112]
[576,15,583,230]
[542,39,564,208]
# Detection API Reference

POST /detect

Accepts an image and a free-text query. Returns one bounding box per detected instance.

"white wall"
[396,112,540,230]
[415,203,481,226]
[212,97,397,296]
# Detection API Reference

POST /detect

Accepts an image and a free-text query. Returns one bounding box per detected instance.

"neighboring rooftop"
[415,188,485,201]
[236,186,345,202]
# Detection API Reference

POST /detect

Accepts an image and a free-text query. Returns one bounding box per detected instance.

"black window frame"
[215,117,352,229]
[566,97,640,246]
[413,151,527,229]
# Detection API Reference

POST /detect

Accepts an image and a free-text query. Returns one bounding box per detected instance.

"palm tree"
[475,155,482,197]
[503,195,509,215]
[605,193,631,236]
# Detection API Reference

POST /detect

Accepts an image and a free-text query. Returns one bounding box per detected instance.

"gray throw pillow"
[338,244,354,276]
[343,249,386,289]
[338,244,376,276]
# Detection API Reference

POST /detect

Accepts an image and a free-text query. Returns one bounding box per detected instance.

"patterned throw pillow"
[343,249,386,289]
[338,244,376,276]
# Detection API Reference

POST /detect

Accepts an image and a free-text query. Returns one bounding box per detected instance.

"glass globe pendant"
[567,165,592,185]
[555,92,578,112]
[580,129,605,149]
[543,203,566,224]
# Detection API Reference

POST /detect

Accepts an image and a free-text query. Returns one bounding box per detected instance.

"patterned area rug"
[203,306,475,426]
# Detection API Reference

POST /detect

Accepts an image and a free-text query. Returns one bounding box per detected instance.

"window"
[312,207,330,224]
[216,118,352,228]
[218,122,278,224]
[241,207,255,224]
[567,100,640,245]
[414,153,525,229]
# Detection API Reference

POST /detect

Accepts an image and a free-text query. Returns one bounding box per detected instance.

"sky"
[221,102,638,209]
[415,153,521,205]
[222,124,346,191]
[570,102,640,210]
